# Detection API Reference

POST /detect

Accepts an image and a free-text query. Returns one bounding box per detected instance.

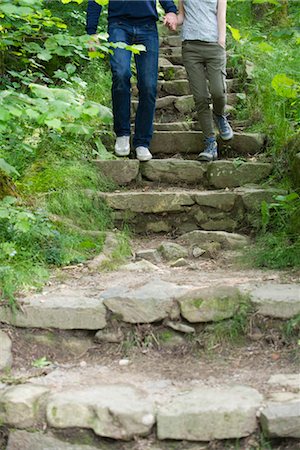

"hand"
[164,12,178,31]
[88,35,99,53]
[218,40,226,49]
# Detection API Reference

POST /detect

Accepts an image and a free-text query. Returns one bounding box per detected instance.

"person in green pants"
[177,0,233,161]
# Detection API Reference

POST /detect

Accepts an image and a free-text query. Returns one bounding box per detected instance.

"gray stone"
[101,279,189,323]
[95,329,124,344]
[268,374,300,393]
[170,258,189,268]
[141,159,207,184]
[260,400,300,438]
[87,232,120,270]
[201,218,237,232]
[93,159,139,185]
[179,230,249,250]
[165,320,195,334]
[146,220,172,233]
[0,288,107,330]
[178,286,242,323]
[47,385,155,440]
[159,80,190,96]
[161,36,182,47]
[150,131,265,156]
[207,161,272,189]
[135,249,162,264]
[194,191,237,211]
[250,284,300,318]
[236,186,285,211]
[159,65,187,81]
[154,121,192,131]
[192,247,206,258]
[157,385,262,440]
[158,57,173,67]
[122,260,160,272]
[155,95,177,109]
[7,430,100,450]
[174,95,195,114]
[98,191,195,213]
[158,242,188,261]
[0,331,12,370]
[0,384,49,428]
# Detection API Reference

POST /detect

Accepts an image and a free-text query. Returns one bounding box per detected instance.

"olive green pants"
[182,40,227,139]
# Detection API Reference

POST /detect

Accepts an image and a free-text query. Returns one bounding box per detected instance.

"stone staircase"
[93,32,281,235]
[1,30,299,450]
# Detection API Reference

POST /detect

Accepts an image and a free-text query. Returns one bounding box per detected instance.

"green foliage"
[249,193,300,268]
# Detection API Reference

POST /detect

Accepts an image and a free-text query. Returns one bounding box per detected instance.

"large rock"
[158,80,190,96]
[268,374,300,393]
[0,331,12,370]
[0,384,49,428]
[178,286,242,323]
[98,191,194,213]
[193,191,237,211]
[47,385,155,440]
[7,430,100,450]
[260,399,300,438]
[236,187,285,211]
[174,95,195,114]
[157,385,262,440]
[93,160,139,185]
[0,288,107,330]
[159,65,187,81]
[179,230,249,250]
[150,131,265,156]
[207,161,272,188]
[158,242,188,261]
[141,159,207,184]
[250,284,300,318]
[101,279,188,323]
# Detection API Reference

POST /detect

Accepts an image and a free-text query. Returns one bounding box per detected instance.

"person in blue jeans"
[86,1,177,161]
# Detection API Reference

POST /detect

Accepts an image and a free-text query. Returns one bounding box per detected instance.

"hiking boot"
[198,137,218,162]
[115,136,130,157]
[135,146,152,162]
[213,113,233,141]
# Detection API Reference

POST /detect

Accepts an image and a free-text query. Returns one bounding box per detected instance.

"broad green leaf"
[257,42,274,53]
[0,158,19,176]
[45,118,62,129]
[271,74,299,99]
[227,25,241,42]
[66,63,76,75]
[37,50,52,61]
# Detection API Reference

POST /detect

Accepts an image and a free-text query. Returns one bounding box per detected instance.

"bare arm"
[217,0,227,48]
[177,0,185,26]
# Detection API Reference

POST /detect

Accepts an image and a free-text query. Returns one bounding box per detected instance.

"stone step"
[94,186,284,233]
[149,131,265,156]
[159,58,236,79]
[156,79,239,96]
[2,368,299,446]
[160,35,182,47]
[153,120,250,132]
[94,159,272,188]
[132,93,241,117]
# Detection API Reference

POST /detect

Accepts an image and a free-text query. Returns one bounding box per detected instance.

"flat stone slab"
[235,186,285,211]
[98,191,195,213]
[260,399,300,438]
[178,286,242,323]
[179,230,249,250]
[150,131,265,156]
[101,279,188,323]
[0,330,12,370]
[207,161,272,188]
[268,374,300,393]
[0,384,49,428]
[47,385,155,440]
[250,284,300,318]
[0,288,107,330]
[158,242,188,261]
[93,159,139,185]
[157,385,262,441]
[141,159,207,184]
[7,430,100,450]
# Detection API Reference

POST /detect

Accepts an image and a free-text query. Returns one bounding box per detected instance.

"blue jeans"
[108,21,159,149]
